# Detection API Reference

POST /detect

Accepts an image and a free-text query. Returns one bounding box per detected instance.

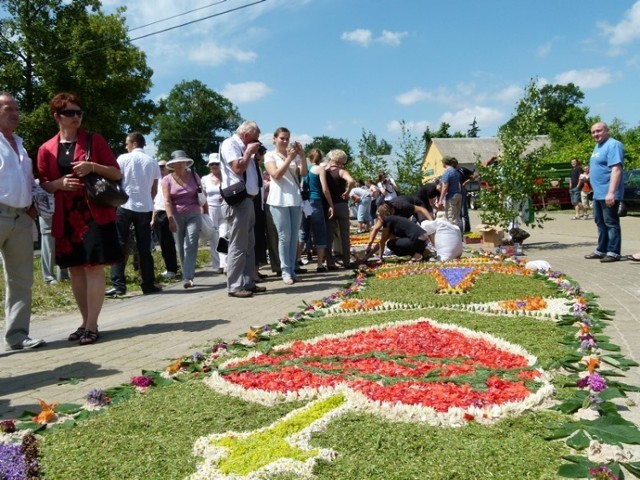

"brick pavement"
[1,210,639,422]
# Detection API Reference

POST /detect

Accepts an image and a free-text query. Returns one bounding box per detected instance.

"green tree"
[154,80,242,174]
[0,0,156,155]
[479,80,550,232]
[350,130,392,183]
[434,122,452,138]
[467,117,480,138]
[393,121,425,194]
[304,136,353,161]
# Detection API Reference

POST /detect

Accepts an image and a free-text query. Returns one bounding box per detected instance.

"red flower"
[220,321,539,412]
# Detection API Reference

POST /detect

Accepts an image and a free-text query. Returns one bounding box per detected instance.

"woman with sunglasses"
[37,92,123,345]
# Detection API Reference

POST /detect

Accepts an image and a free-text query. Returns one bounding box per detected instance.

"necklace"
[61,141,76,156]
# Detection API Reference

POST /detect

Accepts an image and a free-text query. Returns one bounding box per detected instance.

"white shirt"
[202,173,224,207]
[0,133,33,208]
[117,147,161,212]
[264,151,302,207]
[219,134,260,196]
[153,179,166,211]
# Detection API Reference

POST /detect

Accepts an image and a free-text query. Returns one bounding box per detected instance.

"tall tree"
[467,117,480,138]
[350,130,392,182]
[0,0,156,155]
[393,121,425,194]
[304,136,353,161]
[154,80,242,173]
[479,80,550,231]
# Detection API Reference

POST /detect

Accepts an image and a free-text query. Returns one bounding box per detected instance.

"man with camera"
[219,120,267,298]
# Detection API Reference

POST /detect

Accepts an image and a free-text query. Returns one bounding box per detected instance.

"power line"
[48,0,266,65]
[130,0,265,42]
[127,0,228,32]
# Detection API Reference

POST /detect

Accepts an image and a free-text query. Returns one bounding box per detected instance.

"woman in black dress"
[37,92,122,345]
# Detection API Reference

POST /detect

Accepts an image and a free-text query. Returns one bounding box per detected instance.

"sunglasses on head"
[58,109,83,117]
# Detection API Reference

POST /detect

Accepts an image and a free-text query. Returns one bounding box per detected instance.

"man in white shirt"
[150,159,178,278]
[107,132,162,295]
[0,92,45,350]
[219,121,266,298]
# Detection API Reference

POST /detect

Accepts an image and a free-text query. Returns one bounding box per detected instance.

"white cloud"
[536,41,553,58]
[378,30,408,46]
[341,29,407,47]
[439,106,504,133]
[598,1,640,46]
[188,43,258,66]
[221,82,272,103]
[492,85,522,104]
[386,120,430,134]
[341,29,373,47]
[292,133,314,146]
[395,88,431,105]
[554,68,614,90]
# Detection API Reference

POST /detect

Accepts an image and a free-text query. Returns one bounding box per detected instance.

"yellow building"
[421,136,550,183]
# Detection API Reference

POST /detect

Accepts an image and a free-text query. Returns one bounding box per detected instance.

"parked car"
[621,169,640,213]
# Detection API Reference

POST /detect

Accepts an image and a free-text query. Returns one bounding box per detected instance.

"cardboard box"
[476,224,504,247]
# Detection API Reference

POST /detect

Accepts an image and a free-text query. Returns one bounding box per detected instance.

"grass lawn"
[3,255,640,480]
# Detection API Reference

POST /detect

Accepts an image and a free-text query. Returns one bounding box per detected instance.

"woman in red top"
[37,92,122,345]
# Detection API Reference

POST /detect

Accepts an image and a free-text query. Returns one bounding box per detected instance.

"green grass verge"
[1,249,211,316]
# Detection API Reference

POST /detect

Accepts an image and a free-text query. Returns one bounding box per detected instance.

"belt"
[247,194,256,199]
[0,203,29,217]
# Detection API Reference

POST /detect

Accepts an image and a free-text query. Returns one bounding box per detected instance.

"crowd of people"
[1,88,634,351]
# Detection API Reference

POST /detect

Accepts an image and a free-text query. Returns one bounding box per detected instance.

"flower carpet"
[2,255,640,479]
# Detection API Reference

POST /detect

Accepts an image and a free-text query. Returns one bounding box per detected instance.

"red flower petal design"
[219,320,541,412]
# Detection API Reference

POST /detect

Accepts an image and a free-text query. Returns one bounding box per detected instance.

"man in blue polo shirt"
[584,122,624,263]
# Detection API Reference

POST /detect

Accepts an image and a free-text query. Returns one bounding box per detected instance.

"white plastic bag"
[200,214,215,241]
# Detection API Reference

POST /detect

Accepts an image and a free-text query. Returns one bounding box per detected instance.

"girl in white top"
[263,127,308,285]
[202,153,226,273]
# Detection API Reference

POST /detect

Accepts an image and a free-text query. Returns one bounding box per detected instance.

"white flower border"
[205,318,554,426]
[445,297,573,321]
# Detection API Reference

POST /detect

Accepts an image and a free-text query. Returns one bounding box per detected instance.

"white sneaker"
[162,271,176,279]
[8,337,46,350]
[184,279,194,289]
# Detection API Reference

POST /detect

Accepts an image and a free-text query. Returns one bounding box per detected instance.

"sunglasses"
[58,109,83,117]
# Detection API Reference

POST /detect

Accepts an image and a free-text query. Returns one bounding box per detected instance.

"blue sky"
[102,0,640,153]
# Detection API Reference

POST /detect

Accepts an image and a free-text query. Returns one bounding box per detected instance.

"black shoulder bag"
[84,133,129,207]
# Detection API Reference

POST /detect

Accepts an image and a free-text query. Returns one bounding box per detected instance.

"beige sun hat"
[166,150,194,168]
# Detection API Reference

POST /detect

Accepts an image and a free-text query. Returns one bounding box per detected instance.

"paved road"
[1,210,639,421]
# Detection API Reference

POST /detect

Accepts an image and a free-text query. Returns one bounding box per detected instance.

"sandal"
[68,327,86,342]
[79,330,99,345]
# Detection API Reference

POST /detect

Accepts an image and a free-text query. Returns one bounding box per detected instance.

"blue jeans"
[356,196,372,223]
[269,205,302,278]
[172,210,201,280]
[592,199,621,258]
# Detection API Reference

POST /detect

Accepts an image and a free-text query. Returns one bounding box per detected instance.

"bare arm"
[606,164,623,207]
[317,166,334,219]
[414,205,433,221]
[340,169,356,200]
